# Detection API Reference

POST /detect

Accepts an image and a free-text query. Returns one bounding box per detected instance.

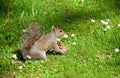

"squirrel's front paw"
[57,42,66,54]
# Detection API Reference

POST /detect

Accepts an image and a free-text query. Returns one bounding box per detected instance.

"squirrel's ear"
[52,26,55,31]
[52,26,54,29]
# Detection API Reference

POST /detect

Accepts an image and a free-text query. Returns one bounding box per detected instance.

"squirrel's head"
[52,26,64,37]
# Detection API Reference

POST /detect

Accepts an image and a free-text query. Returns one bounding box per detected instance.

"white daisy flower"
[56,38,61,41]
[22,29,26,32]
[12,54,17,59]
[18,66,23,69]
[71,34,75,37]
[26,55,31,59]
[117,24,120,27]
[72,42,76,45]
[91,19,95,23]
[107,19,109,22]
[63,34,68,38]
[101,20,108,25]
[106,26,111,29]
[115,48,119,53]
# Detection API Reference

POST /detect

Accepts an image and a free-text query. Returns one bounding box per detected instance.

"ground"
[0,0,120,78]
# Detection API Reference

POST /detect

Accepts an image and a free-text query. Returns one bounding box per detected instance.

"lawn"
[0,0,120,78]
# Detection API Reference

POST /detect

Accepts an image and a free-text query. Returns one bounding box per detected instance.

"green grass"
[0,0,120,78]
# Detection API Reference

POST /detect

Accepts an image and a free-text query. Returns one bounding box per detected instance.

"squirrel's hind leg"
[29,49,46,60]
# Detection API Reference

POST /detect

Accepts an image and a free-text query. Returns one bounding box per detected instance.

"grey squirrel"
[20,25,66,60]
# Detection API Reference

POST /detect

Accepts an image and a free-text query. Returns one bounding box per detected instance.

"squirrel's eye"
[60,31,62,32]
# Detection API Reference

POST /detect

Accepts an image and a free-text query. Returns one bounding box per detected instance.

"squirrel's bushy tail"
[20,25,41,60]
